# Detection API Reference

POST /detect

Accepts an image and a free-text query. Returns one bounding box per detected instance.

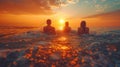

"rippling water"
[0,27,120,67]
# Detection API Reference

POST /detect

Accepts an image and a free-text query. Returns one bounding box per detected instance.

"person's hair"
[81,21,86,28]
[65,21,69,26]
[46,19,51,25]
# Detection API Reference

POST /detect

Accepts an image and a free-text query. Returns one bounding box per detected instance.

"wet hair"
[46,19,51,25]
[65,21,69,26]
[81,21,86,28]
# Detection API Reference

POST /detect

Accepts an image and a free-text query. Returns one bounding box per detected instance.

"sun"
[59,19,65,30]
[59,19,65,24]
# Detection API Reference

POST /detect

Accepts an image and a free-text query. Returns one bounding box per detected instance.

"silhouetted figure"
[63,22,71,33]
[78,21,89,35]
[43,19,56,35]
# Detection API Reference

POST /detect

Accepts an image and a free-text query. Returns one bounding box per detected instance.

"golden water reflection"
[49,44,70,51]
[57,36,67,41]
[4,35,119,67]
[9,36,84,67]
[22,45,81,67]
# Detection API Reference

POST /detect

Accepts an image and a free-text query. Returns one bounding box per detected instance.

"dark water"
[0,26,120,67]
[0,27,39,38]
[0,34,120,67]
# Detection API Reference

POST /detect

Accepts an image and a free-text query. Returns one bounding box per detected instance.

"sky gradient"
[0,0,120,30]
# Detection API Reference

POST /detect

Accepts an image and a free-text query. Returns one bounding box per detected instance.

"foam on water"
[0,30,120,67]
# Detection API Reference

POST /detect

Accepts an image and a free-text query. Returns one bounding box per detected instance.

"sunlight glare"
[50,44,70,51]
[59,19,65,30]
[60,46,69,50]
[59,26,64,30]
[58,36,67,41]
[59,19,65,24]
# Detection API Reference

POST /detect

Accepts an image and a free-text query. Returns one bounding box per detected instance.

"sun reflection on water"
[49,44,71,51]
[10,36,83,67]
[58,36,67,41]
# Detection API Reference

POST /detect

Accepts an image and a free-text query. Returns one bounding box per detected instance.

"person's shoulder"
[86,27,89,29]
[44,26,47,28]
[78,27,82,30]
[43,26,47,29]
[69,26,71,28]
[51,26,55,29]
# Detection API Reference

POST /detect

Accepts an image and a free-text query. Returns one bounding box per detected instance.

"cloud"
[0,0,60,15]
[0,0,79,15]
[67,0,79,4]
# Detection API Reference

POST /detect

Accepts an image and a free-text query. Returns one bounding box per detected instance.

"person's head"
[81,21,86,28]
[46,19,51,26]
[65,21,69,26]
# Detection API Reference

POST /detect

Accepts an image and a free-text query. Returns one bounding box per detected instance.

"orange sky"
[0,12,120,30]
[0,0,120,30]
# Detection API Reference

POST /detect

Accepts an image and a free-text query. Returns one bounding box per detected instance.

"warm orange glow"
[59,26,64,30]
[50,44,70,51]
[58,19,65,30]
[49,37,69,51]
[58,36,67,41]
[60,46,69,50]
[59,19,65,24]
[21,44,82,67]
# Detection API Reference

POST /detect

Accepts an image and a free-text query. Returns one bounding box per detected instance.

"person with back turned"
[63,21,71,33]
[78,21,89,35]
[43,19,56,35]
